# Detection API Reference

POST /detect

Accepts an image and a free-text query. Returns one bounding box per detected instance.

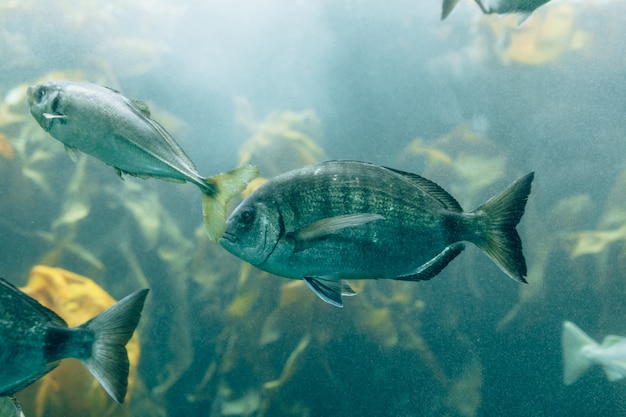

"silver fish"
[442,0,551,21]
[27,81,258,241]
[220,160,534,307]
[0,277,148,403]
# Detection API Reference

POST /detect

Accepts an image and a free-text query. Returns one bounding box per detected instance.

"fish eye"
[35,86,46,103]
[237,207,256,230]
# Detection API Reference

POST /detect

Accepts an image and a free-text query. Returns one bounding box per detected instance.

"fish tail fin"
[80,288,149,403]
[469,172,534,283]
[562,321,597,385]
[201,165,259,242]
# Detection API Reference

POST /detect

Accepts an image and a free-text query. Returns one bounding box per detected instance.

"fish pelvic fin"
[79,288,149,403]
[303,277,357,308]
[562,321,598,385]
[202,165,259,242]
[464,172,534,283]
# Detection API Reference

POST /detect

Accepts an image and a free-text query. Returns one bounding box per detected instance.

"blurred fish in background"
[562,321,626,385]
[442,0,552,21]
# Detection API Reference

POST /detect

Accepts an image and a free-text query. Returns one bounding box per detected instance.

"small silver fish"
[0,277,148,403]
[27,81,258,241]
[442,0,551,21]
[562,321,626,385]
[220,160,534,307]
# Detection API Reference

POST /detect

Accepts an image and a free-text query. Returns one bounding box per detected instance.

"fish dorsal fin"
[131,100,151,117]
[289,213,384,248]
[395,243,465,281]
[303,277,357,307]
[384,167,463,212]
[0,277,67,327]
[104,86,122,95]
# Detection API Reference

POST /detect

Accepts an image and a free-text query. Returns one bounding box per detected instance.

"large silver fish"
[442,0,551,20]
[220,160,534,307]
[27,81,258,242]
[0,277,148,403]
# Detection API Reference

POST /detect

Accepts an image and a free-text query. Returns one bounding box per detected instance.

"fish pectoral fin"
[395,243,465,282]
[290,213,384,245]
[303,277,357,308]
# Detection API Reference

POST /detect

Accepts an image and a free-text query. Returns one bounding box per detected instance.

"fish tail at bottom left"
[79,288,149,403]
[202,165,259,242]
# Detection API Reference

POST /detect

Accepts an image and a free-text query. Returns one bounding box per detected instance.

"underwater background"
[1,0,625,416]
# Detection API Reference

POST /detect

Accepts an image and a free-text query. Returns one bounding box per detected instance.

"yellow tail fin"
[202,165,259,242]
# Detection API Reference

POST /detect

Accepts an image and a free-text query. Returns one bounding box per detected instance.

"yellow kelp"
[401,124,511,208]
[477,1,589,65]
[236,100,325,177]
[16,266,142,417]
[568,169,626,259]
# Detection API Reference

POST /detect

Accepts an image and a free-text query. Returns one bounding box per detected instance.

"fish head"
[27,82,68,132]
[220,199,281,266]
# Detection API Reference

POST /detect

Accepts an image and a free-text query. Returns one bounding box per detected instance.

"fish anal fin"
[2,361,61,397]
[303,277,356,307]
[395,243,465,282]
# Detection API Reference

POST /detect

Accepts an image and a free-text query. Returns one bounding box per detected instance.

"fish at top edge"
[0,277,149,404]
[219,160,534,308]
[27,81,258,242]
[442,0,552,21]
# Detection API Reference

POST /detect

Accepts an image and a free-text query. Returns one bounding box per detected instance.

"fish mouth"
[219,231,237,245]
